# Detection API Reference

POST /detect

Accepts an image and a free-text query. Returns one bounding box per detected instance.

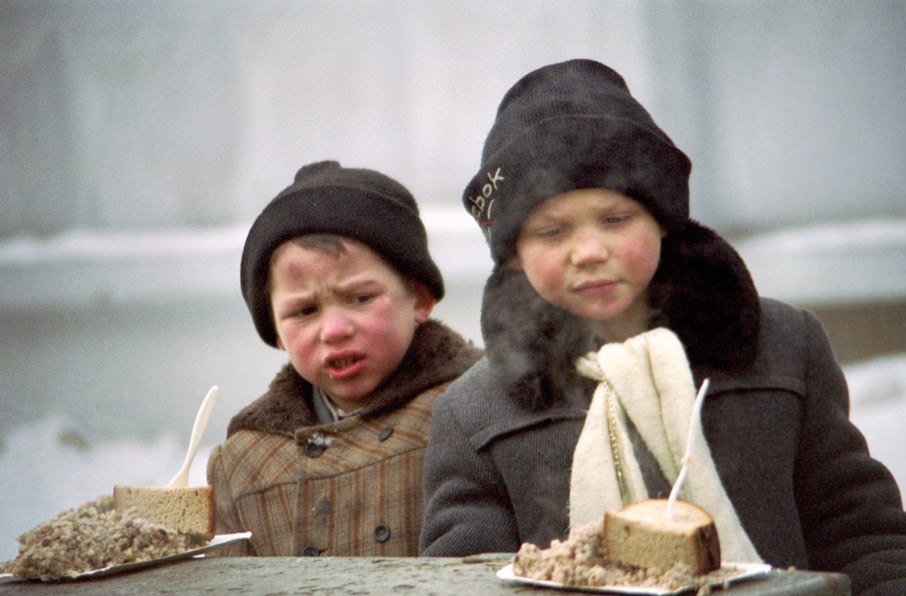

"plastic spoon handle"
[168,385,219,487]
[666,378,710,520]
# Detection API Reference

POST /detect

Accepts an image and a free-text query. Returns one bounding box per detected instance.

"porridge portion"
[2,496,207,581]
[513,519,737,593]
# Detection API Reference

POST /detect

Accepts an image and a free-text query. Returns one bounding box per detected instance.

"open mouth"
[330,355,361,370]
[326,354,365,380]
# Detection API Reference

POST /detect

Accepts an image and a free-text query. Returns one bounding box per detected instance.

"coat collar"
[226,320,482,437]
[480,220,761,411]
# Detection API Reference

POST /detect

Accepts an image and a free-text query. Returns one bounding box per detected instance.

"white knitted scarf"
[569,327,762,563]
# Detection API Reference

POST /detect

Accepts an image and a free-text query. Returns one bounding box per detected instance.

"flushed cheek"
[276,323,322,372]
[287,338,324,380]
[521,251,568,292]
[529,267,560,294]
[622,242,662,285]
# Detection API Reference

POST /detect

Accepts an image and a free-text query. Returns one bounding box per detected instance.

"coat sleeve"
[205,444,255,557]
[419,390,521,556]
[794,309,906,593]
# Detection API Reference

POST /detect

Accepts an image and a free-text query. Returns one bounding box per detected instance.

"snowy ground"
[0,418,212,562]
[1,354,903,563]
[844,354,906,491]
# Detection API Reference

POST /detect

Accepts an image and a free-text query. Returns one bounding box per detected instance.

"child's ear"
[409,282,437,324]
[275,336,286,351]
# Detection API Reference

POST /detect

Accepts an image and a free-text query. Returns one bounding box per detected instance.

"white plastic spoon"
[666,378,710,520]
[168,385,219,488]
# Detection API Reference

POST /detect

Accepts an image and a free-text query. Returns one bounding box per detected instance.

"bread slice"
[113,485,214,538]
[603,499,721,574]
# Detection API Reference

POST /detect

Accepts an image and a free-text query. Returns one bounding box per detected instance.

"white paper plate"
[1,531,251,583]
[496,561,772,594]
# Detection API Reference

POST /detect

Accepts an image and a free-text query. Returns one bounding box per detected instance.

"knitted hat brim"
[464,114,691,265]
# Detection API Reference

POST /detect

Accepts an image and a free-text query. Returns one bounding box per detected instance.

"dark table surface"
[1,553,851,595]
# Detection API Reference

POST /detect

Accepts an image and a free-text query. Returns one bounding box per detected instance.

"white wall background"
[1,0,904,561]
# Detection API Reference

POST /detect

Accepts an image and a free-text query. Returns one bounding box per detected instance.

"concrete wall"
[2,0,904,438]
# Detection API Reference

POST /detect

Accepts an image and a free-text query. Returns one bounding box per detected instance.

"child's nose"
[320,307,354,343]
[571,229,609,265]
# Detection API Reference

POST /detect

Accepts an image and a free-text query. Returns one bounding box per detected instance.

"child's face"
[514,188,665,342]
[269,238,435,411]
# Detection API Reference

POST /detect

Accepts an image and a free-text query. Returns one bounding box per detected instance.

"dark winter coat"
[419,225,906,594]
[207,320,481,557]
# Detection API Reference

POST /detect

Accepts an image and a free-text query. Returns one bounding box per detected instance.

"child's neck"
[591,296,654,345]
[593,321,646,345]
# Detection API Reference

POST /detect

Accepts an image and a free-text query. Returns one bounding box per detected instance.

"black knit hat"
[463,59,692,265]
[241,161,444,346]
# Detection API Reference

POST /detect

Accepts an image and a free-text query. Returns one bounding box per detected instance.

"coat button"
[305,442,324,458]
[313,496,332,517]
[378,426,393,441]
[301,545,320,557]
[373,523,391,542]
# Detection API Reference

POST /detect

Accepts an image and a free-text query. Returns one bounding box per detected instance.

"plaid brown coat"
[207,321,481,557]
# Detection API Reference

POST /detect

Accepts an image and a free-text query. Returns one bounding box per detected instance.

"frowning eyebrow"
[334,278,385,295]
[275,278,385,310]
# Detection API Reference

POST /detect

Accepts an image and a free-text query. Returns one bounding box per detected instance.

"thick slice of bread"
[603,499,721,574]
[113,485,214,538]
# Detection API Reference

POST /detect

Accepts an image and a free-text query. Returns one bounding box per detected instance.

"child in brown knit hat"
[208,161,481,557]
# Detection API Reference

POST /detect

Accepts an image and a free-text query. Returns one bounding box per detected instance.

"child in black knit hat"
[420,59,906,593]
[207,161,481,557]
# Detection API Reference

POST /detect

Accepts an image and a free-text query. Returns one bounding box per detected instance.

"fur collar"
[226,320,482,437]
[480,221,761,411]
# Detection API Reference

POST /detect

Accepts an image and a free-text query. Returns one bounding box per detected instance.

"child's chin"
[327,382,377,405]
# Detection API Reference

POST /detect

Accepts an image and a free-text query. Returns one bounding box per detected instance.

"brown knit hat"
[241,161,444,346]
